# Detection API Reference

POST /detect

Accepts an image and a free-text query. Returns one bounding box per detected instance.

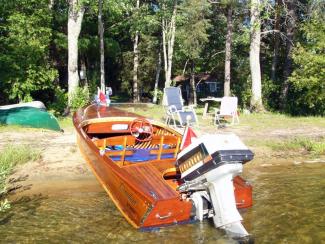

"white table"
[200,97,222,118]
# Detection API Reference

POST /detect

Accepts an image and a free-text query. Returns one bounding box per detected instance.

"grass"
[238,112,325,131]
[57,116,73,129]
[131,104,325,130]
[123,104,325,157]
[0,145,41,211]
[265,137,325,155]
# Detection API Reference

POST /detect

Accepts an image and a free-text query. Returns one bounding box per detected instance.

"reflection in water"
[244,163,325,243]
[0,163,324,243]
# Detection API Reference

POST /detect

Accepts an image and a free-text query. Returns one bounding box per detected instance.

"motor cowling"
[176,134,254,239]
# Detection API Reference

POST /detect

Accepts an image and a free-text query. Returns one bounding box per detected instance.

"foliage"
[176,0,211,61]
[69,86,90,112]
[233,76,251,109]
[288,17,325,116]
[0,0,324,116]
[48,87,68,116]
[261,75,281,111]
[0,0,58,102]
[149,89,164,103]
[0,144,41,211]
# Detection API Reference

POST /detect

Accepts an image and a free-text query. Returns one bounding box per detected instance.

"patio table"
[200,97,222,118]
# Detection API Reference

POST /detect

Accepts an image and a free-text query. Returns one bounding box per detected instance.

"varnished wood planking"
[73,105,194,228]
[149,160,178,174]
[142,198,192,227]
[78,133,152,227]
[123,164,178,200]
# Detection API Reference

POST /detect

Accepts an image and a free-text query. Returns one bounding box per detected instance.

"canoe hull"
[0,101,46,110]
[0,107,61,131]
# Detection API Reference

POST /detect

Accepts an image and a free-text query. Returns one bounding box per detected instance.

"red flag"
[180,126,197,151]
[99,91,106,104]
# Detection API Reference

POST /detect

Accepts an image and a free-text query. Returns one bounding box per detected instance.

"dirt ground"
[1,120,324,196]
[1,128,94,195]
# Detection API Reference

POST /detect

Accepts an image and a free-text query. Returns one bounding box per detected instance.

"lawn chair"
[214,96,239,126]
[163,87,198,127]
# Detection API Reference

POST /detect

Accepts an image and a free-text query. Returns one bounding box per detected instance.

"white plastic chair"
[214,97,239,126]
[163,87,198,127]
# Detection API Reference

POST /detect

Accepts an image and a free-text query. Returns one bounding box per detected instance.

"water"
[1,163,324,243]
[244,163,325,243]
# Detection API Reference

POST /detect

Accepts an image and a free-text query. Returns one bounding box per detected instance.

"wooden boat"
[0,106,61,131]
[73,104,253,238]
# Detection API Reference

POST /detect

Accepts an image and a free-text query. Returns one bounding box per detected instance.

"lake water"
[0,163,324,243]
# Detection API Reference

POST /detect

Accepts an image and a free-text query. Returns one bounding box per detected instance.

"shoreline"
[1,117,324,198]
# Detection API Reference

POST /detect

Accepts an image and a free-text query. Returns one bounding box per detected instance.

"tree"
[68,0,85,105]
[98,0,105,92]
[176,0,211,105]
[152,42,162,104]
[224,4,233,96]
[161,0,178,88]
[288,15,325,115]
[271,0,282,82]
[280,0,297,108]
[132,0,140,102]
[249,0,264,111]
[0,0,58,103]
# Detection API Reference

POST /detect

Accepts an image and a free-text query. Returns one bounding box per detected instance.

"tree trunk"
[49,0,54,9]
[280,0,297,108]
[133,31,140,102]
[271,0,281,81]
[162,18,168,86]
[189,61,197,106]
[133,0,140,103]
[153,45,162,104]
[68,0,84,105]
[249,0,264,111]
[80,55,88,87]
[162,1,177,88]
[166,3,177,87]
[224,5,233,97]
[98,0,105,92]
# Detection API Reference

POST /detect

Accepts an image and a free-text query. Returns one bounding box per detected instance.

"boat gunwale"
[76,137,141,228]
[76,126,184,228]
[79,116,182,137]
[74,112,181,197]
[73,105,192,228]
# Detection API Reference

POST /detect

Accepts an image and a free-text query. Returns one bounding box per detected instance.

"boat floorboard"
[123,163,178,201]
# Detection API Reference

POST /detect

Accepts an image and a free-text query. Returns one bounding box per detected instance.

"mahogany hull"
[73,105,252,228]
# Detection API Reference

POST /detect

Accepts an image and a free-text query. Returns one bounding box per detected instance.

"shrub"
[48,87,68,116]
[288,17,325,116]
[150,89,164,104]
[70,86,90,112]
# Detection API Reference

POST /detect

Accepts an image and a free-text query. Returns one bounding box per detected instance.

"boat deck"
[74,105,194,228]
[123,163,178,200]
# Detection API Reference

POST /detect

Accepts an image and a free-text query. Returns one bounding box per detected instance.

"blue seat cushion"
[109,148,174,163]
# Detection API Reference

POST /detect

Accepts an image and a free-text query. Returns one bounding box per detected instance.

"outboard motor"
[176,133,254,239]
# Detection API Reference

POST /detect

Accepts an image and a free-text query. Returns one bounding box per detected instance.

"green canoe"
[0,107,61,131]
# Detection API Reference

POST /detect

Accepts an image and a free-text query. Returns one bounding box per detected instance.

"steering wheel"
[130,118,153,142]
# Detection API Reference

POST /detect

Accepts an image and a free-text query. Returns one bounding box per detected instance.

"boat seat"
[95,134,180,164]
[93,135,136,148]
[109,148,175,163]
